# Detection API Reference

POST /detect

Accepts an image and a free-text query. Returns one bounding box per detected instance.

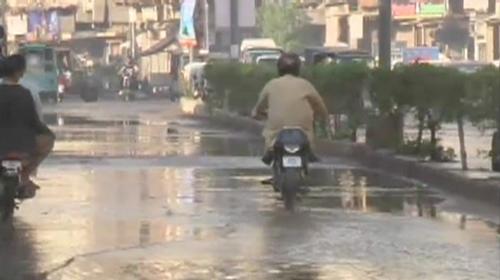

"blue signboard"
[402,47,440,63]
[179,0,197,47]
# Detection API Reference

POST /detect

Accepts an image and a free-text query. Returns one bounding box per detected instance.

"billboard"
[27,10,60,41]
[392,4,417,17]
[179,0,197,47]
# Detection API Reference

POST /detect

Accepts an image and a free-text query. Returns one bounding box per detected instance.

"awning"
[140,36,179,57]
[139,23,180,57]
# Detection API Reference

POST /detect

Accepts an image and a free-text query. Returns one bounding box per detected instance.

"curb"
[182,104,500,207]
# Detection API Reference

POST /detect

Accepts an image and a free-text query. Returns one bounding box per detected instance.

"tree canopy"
[257,1,307,51]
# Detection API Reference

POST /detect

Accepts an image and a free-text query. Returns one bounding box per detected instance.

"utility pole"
[131,22,137,58]
[379,0,392,69]
[229,0,239,58]
[204,0,210,52]
[0,0,6,57]
[129,7,137,58]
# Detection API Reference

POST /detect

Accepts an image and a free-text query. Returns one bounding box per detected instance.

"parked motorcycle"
[271,128,310,211]
[0,153,23,221]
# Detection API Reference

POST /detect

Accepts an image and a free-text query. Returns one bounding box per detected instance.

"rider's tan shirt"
[252,74,329,148]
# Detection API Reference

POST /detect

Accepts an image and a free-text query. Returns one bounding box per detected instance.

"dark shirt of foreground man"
[0,84,51,156]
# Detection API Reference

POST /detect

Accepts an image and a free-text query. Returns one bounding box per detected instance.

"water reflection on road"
[9,166,496,280]
[44,114,263,158]
[0,104,497,280]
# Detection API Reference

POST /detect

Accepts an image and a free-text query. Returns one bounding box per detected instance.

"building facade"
[310,0,500,62]
[207,0,261,53]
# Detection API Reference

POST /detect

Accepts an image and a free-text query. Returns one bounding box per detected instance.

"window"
[45,49,54,61]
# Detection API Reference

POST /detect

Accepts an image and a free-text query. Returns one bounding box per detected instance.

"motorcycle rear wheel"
[280,169,302,211]
[0,178,17,221]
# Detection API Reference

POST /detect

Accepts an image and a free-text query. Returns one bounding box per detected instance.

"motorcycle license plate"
[282,156,302,168]
[1,160,22,170]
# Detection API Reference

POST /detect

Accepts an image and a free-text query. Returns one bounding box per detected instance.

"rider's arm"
[306,85,329,122]
[252,84,269,118]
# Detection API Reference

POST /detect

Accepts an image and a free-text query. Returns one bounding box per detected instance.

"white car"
[256,54,281,66]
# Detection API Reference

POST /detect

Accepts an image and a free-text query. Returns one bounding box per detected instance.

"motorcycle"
[118,75,136,102]
[0,153,23,221]
[57,75,68,103]
[272,128,310,211]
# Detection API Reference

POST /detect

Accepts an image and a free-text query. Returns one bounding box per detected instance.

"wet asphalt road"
[0,99,499,280]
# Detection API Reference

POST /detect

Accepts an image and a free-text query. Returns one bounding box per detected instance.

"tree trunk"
[429,122,439,161]
[334,114,341,132]
[392,111,404,148]
[223,89,229,111]
[416,113,425,153]
[492,131,500,172]
[457,116,468,171]
[492,109,500,172]
[351,127,358,143]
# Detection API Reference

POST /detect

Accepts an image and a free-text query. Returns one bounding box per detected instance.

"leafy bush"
[398,139,456,162]
[204,62,276,115]
[204,61,499,169]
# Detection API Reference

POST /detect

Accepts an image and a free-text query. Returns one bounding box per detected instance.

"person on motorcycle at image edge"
[252,52,330,166]
[119,56,139,90]
[0,54,55,198]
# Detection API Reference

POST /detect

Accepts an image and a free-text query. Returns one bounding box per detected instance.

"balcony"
[7,0,78,9]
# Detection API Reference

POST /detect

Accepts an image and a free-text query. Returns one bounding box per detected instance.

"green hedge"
[204,62,276,115]
[204,62,500,162]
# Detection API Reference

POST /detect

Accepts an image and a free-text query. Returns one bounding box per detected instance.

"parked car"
[241,47,283,64]
[256,53,281,67]
[304,46,374,67]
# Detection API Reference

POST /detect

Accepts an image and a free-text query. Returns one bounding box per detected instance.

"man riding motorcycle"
[118,57,139,90]
[0,54,55,198]
[252,53,329,166]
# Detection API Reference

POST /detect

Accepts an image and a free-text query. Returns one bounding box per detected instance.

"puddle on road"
[44,114,142,127]
[14,112,496,279]
[195,168,498,232]
[45,114,263,157]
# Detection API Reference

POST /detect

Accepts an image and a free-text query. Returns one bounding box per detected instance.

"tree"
[436,16,470,58]
[307,63,370,142]
[433,68,469,169]
[398,64,438,153]
[257,1,307,51]
[467,66,500,171]
[396,64,462,162]
[368,67,408,148]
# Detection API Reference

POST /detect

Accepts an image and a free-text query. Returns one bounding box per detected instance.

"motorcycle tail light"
[284,145,301,154]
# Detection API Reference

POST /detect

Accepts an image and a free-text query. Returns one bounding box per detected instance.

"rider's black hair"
[0,54,26,79]
[277,52,301,77]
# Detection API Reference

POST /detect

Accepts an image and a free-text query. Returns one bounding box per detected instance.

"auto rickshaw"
[18,44,59,103]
